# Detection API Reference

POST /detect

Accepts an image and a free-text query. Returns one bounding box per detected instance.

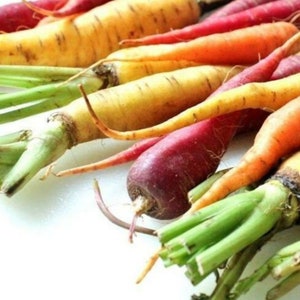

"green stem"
[0,117,73,196]
[194,182,287,277]
[267,270,300,299]
[0,66,103,123]
[0,65,83,88]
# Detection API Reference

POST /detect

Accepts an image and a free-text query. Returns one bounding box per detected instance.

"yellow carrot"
[94,60,204,86]
[92,72,300,140]
[0,0,201,67]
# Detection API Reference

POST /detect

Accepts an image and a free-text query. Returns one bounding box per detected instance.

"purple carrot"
[120,0,295,45]
[0,0,63,32]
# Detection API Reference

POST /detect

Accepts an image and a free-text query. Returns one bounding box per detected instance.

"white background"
[0,1,299,299]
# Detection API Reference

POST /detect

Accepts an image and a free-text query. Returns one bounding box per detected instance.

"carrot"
[103,22,298,66]
[23,0,112,18]
[0,0,64,33]
[204,0,277,21]
[94,32,300,140]
[270,53,300,80]
[121,0,300,46]
[189,95,300,212]
[56,136,164,176]
[0,0,201,67]
[0,63,242,196]
[93,60,203,87]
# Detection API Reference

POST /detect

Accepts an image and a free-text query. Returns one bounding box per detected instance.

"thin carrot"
[103,22,298,65]
[270,53,300,80]
[204,0,277,21]
[120,0,300,46]
[188,95,300,212]
[93,32,300,140]
[0,0,201,67]
[55,136,163,176]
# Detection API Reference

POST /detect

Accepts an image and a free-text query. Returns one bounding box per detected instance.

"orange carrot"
[188,95,300,212]
[103,22,298,66]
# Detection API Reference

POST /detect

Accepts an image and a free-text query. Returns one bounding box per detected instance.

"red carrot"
[56,136,163,176]
[120,0,300,46]
[0,0,64,32]
[23,0,112,18]
[271,54,300,80]
[205,0,278,21]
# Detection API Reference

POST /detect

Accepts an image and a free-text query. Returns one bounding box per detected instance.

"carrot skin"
[0,0,64,33]
[121,0,300,45]
[0,0,201,67]
[56,136,163,176]
[48,0,113,17]
[127,112,242,220]
[271,54,300,80]
[204,0,277,21]
[107,22,299,65]
[189,96,300,212]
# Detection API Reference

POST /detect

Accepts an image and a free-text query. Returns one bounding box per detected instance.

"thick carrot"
[0,64,242,196]
[94,32,300,140]
[189,95,300,212]
[0,0,64,33]
[104,22,298,65]
[121,0,300,46]
[0,0,201,67]
[93,60,203,87]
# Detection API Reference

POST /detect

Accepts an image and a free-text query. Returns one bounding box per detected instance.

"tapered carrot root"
[121,0,300,46]
[105,22,298,65]
[0,0,201,67]
[205,0,276,21]
[90,71,300,140]
[188,96,300,212]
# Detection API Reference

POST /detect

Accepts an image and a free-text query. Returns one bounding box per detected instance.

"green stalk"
[157,180,299,293]
[0,65,84,88]
[233,240,300,299]
[0,118,73,196]
[0,65,103,123]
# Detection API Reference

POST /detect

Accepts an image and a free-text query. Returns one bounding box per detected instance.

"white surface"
[0,1,299,299]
